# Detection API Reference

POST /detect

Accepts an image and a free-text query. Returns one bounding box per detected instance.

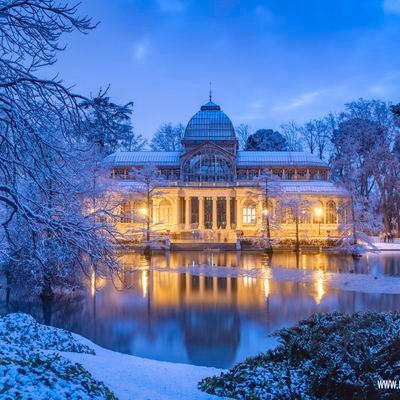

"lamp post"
[314,207,323,237]
[139,207,148,242]
[262,208,273,254]
[263,174,273,254]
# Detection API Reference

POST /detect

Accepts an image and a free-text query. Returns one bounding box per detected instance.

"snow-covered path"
[366,243,400,251]
[63,335,230,400]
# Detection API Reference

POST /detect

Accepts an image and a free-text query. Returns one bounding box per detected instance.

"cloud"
[272,90,326,113]
[384,0,400,15]
[249,99,264,110]
[133,41,148,62]
[369,84,389,95]
[157,0,186,14]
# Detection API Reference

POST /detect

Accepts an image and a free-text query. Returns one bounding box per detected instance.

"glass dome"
[184,101,236,140]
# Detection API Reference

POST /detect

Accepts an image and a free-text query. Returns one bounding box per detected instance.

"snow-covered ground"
[367,237,400,251]
[64,335,229,400]
[366,242,400,251]
[0,313,228,400]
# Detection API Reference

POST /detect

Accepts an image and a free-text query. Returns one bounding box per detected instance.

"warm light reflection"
[142,270,148,297]
[263,278,270,298]
[90,271,96,297]
[243,276,256,287]
[315,270,325,304]
[262,208,269,215]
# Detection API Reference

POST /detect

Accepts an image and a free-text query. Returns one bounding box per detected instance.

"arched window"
[300,205,311,224]
[313,201,324,224]
[243,201,257,224]
[265,200,273,218]
[326,200,337,224]
[120,201,133,223]
[182,149,234,182]
[279,204,294,224]
[158,199,172,224]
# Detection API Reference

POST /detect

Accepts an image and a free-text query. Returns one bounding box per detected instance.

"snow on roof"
[103,151,328,168]
[280,180,348,196]
[237,151,327,167]
[102,151,181,167]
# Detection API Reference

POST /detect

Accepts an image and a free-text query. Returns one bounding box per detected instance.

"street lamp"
[139,207,148,242]
[314,207,323,236]
[262,208,272,254]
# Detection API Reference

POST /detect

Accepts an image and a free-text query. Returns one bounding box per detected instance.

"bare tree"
[0,0,129,297]
[129,164,168,252]
[280,121,303,151]
[151,123,184,151]
[235,124,251,150]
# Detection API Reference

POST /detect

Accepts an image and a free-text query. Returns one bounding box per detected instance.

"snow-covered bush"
[199,312,400,399]
[0,313,116,399]
[0,345,115,400]
[0,313,94,354]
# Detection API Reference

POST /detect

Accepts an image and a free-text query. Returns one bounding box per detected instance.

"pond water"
[1,251,400,368]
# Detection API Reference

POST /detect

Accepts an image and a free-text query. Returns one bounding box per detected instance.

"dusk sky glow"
[52,0,400,138]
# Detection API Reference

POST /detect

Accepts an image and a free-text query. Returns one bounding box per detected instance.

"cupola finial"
[209,81,212,102]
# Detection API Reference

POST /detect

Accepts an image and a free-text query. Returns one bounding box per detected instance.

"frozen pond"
[2,250,400,368]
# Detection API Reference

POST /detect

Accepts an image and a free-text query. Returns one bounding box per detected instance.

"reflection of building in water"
[103,97,349,243]
[11,252,399,367]
[148,271,266,309]
[120,250,359,273]
[10,252,394,368]
[181,306,240,367]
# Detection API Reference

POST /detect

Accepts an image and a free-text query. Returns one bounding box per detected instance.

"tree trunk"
[351,196,357,245]
[41,295,53,325]
[40,275,54,300]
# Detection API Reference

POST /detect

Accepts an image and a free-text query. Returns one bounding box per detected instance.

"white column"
[226,196,231,230]
[199,196,204,230]
[175,197,181,227]
[212,196,217,230]
[236,197,242,230]
[185,196,190,229]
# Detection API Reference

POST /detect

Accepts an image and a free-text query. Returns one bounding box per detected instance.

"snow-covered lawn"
[64,335,228,400]
[0,313,228,400]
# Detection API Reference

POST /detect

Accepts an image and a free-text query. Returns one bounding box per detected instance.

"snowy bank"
[0,313,115,399]
[64,335,229,400]
[0,313,228,400]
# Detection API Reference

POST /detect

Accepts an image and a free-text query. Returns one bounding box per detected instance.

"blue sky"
[53,0,400,138]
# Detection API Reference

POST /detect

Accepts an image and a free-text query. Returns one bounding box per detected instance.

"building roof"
[237,151,326,167]
[280,180,348,196]
[102,151,181,167]
[103,151,328,168]
[184,101,236,140]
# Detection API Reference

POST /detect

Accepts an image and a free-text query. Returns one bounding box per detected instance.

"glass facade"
[217,197,226,229]
[191,197,199,224]
[204,197,213,229]
[182,149,234,182]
